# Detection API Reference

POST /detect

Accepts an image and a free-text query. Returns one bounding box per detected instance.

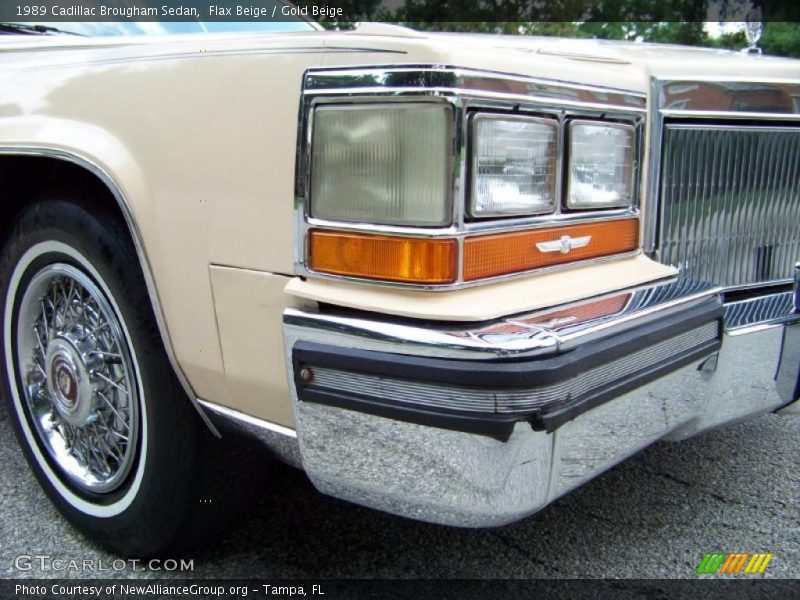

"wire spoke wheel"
[1,200,248,555]
[15,263,139,494]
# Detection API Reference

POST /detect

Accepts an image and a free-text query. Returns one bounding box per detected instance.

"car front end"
[277,49,800,526]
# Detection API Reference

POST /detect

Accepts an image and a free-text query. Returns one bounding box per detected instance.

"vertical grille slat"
[775,134,792,274]
[660,125,800,287]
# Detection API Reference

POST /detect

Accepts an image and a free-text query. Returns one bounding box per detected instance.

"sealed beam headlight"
[471,114,558,218]
[567,121,635,209]
[310,104,451,226]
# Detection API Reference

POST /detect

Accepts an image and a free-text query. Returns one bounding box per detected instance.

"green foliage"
[707,30,748,51]
[295,0,800,59]
[576,21,707,45]
[760,22,800,59]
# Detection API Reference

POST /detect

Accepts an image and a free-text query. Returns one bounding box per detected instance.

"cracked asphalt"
[1,393,798,581]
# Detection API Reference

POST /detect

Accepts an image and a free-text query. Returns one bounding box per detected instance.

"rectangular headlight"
[567,121,635,209]
[471,114,558,218]
[310,104,451,226]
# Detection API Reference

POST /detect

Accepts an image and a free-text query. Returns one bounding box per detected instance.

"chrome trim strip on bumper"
[292,317,721,438]
[282,277,799,526]
[284,278,721,360]
[305,322,715,417]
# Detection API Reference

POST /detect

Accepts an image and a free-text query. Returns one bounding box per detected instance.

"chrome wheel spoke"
[97,390,130,432]
[94,371,130,397]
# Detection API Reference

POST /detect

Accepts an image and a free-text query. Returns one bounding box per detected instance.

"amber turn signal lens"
[309,230,458,285]
[464,218,638,281]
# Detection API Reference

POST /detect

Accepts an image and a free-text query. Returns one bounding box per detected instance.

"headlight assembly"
[566,120,635,209]
[298,80,641,289]
[309,103,452,226]
[470,114,558,218]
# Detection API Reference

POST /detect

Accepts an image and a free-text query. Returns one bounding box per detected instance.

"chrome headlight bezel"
[295,66,646,290]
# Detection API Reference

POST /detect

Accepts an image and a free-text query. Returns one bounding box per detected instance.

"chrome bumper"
[282,275,800,527]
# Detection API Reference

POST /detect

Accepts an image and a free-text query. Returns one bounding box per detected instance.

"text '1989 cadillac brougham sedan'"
[0,14,798,556]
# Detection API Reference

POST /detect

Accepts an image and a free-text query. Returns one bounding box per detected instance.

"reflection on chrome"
[290,324,789,527]
[303,66,647,110]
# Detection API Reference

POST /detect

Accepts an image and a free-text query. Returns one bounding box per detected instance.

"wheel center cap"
[45,338,95,426]
[53,358,78,405]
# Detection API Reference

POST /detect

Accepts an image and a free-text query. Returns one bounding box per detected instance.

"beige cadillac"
[0,15,798,556]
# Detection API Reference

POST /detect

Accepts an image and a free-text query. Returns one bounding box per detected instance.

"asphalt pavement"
[0,394,798,580]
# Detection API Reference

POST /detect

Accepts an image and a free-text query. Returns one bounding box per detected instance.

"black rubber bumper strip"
[293,298,723,439]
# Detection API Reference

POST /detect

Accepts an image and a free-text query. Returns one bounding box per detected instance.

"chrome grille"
[659,124,800,287]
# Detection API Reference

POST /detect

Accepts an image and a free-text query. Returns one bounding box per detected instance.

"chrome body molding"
[294,65,645,291]
[197,399,301,468]
[282,276,800,525]
[644,77,800,255]
[0,147,220,437]
[302,66,648,110]
[655,79,800,119]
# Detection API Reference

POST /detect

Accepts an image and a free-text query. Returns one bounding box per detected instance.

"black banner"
[3,579,799,600]
[1,0,798,23]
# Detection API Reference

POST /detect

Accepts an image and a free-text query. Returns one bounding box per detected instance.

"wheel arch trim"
[0,145,220,437]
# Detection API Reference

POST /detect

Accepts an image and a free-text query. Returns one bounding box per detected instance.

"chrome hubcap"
[16,264,139,494]
[45,337,96,426]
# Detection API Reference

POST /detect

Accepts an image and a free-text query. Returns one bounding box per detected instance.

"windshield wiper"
[0,23,83,36]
